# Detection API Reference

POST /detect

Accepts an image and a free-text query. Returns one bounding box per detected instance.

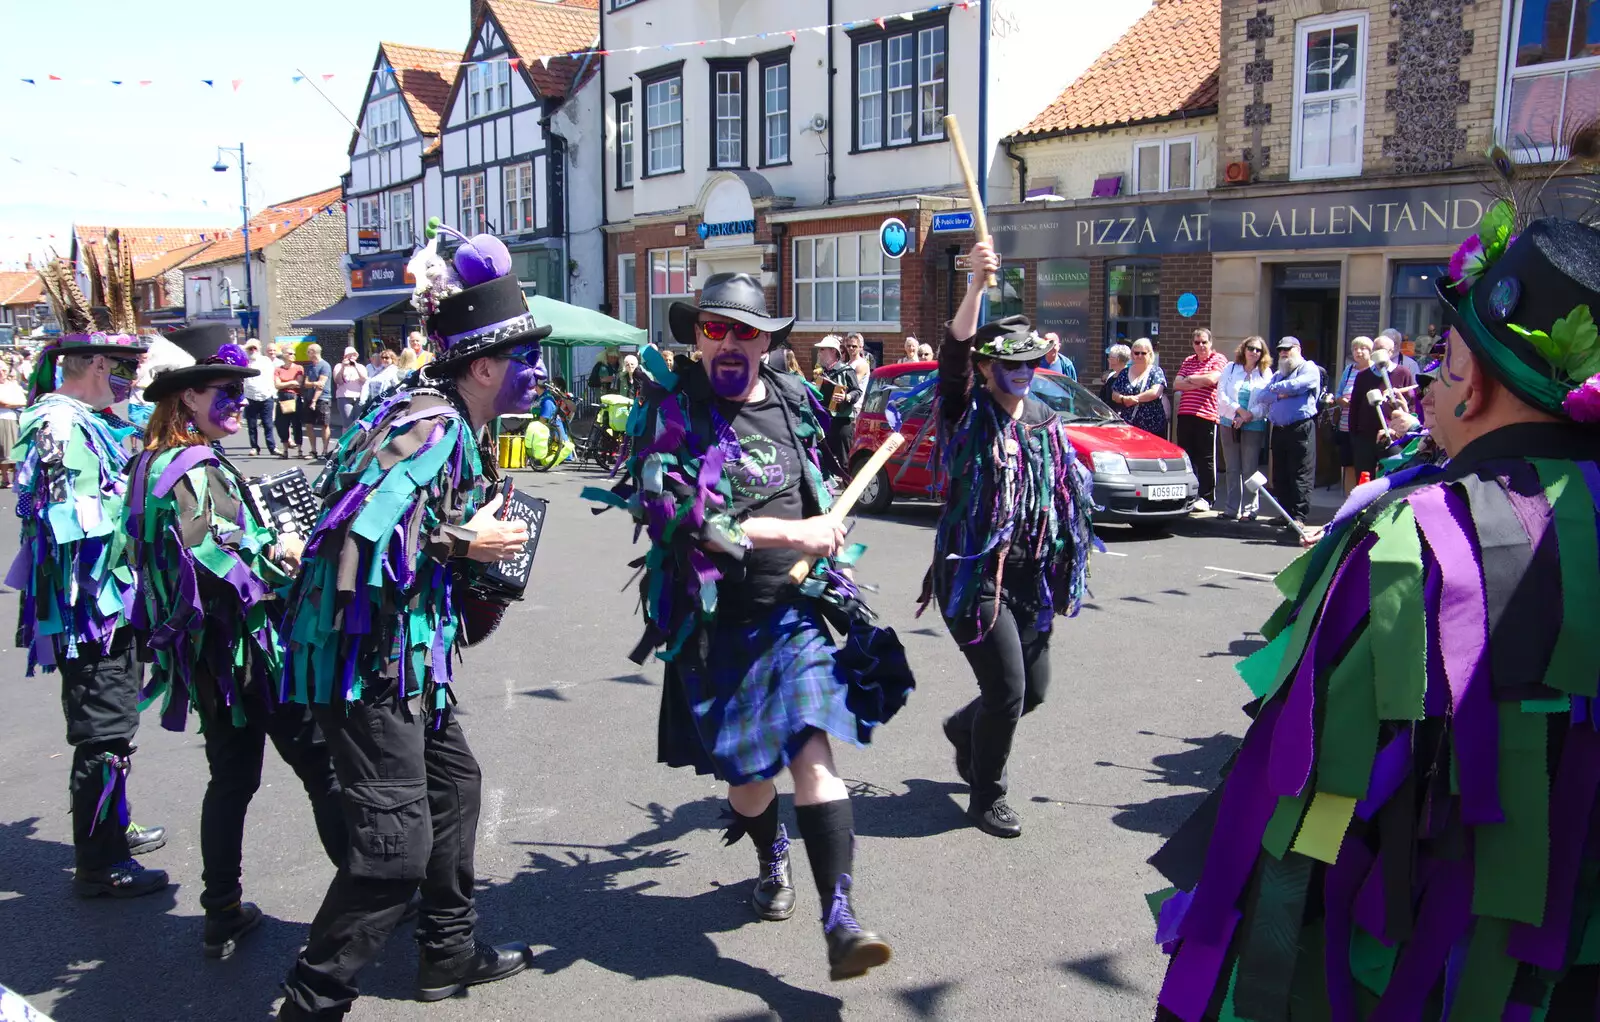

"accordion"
[246,468,322,536]
[458,483,549,646]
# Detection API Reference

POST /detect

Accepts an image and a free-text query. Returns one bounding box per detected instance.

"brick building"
[71,226,226,329]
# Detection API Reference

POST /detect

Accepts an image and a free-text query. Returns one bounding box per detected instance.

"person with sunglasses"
[930,238,1094,840]
[120,324,344,958]
[1215,337,1273,519]
[273,226,537,1022]
[588,272,912,982]
[1172,328,1229,512]
[12,261,169,899]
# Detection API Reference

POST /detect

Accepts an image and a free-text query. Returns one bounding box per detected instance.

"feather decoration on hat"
[1486,115,1600,232]
[37,256,93,334]
[137,334,197,391]
[105,231,137,334]
[84,246,108,312]
[407,218,463,327]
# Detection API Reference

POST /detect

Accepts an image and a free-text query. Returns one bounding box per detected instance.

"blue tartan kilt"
[659,601,867,786]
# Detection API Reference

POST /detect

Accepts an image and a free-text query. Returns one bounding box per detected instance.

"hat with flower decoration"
[971,314,1048,363]
[141,323,257,402]
[407,217,551,373]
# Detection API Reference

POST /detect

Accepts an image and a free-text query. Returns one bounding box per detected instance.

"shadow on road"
[0,816,304,1021]
[1059,951,1136,991]
[1030,733,1240,839]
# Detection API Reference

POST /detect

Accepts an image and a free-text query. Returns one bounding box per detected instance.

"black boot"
[73,858,169,899]
[126,822,166,856]
[942,714,973,786]
[969,797,1022,839]
[275,999,344,1021]
[204,901,263,959]
[752,825,796,921]
[822,875,891,981]
[415,941,532,1002]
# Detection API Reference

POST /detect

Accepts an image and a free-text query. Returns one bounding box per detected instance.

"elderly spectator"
[1108,338,1168,436]
[1100,344,1131,406]
[1377,328,1421,376]
[1264,337,1322,529]
[332,346,368,432]
[1173,328,1229,511]
[1216,337,1272,520]
[0,364,25,487]
[1350,338,1416,480]
[273,346,305,457]
[588,349,621,397]
[242,338,279,456]
[1039,332,1078,381]
[900,336,921,363]
[917,342,934,362]
[1332,337,1374,492]
[360,346,401,405]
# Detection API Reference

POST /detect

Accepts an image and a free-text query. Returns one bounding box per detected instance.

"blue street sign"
[880,217,912,259]
[1177,292,1199,318]
[931,210,975,233]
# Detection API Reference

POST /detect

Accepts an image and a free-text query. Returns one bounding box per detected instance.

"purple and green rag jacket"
[8,394,140,674]
[1149,427,1600,1022]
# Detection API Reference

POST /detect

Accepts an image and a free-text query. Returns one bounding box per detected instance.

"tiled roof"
[74,225,228,281]
[1009,0,1220,140]
[0,272,43,307]
[489,0,600,100]
[179,185,345,269]
[378,42,461,136]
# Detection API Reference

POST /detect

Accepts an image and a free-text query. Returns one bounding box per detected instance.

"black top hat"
[668,273,794,346]
[428,275,552,371]
[971,315,1047,363]
[142,322,257,402]
[1438,216,1600,420]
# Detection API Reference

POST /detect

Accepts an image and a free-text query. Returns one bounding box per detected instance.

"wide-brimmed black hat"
[972,315,1047,363]
[143,323,257,402]
[427,274,552,371]
[1439,216,1600,420]
[669,273,794,346]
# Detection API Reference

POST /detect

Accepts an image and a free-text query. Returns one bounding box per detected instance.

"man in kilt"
[586,273,913,980]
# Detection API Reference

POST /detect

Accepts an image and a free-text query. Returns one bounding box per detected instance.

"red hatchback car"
[847,362,1200,524]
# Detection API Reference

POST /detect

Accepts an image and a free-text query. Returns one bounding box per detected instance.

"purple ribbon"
[1506,723,1600,967]
[1369,859,1473,1022]
[1325,835,1375,1022]
[1356,728,1413,821]
[152,445,216,499]
[438,313,532,346]
[1158,907,1241,1022]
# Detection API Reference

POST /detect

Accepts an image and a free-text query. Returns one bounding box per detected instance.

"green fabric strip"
[1318,629,1379,798]
[1367,503,1427,720]
[1234,852,1315,1022]
[1237,629,1294,700]
[1218,962,1244,1022]
[1472,704,1550,926]
[1350,930,1397,996]
[1534,461,1600,697]
[1262,791,1310,860]
[1447,917,1517,1022]
[1145,886,1178,924]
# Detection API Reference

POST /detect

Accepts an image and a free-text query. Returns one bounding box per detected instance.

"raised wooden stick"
[787,432,907,583]
[943,114,997,288]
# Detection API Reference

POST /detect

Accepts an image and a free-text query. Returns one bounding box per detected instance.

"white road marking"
[504,676,515,710]
[1100,550,1129,557]
[1204,565,1278,582]
[482,787,506,846]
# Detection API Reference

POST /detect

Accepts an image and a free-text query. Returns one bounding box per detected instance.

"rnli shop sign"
[991,182,1499,260]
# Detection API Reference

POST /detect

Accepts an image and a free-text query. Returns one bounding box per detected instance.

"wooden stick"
[787,433,907,584]
[943,114,996,288]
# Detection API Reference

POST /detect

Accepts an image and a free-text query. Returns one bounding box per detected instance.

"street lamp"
[212,143,254,331]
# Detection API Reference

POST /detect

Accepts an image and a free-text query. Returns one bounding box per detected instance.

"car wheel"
[853,459,894,514]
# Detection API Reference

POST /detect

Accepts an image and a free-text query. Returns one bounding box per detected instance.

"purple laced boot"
[822,874,892,980]
[752,824,796,921]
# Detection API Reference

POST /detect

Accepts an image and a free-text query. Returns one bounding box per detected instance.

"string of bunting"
[16,1,974,88]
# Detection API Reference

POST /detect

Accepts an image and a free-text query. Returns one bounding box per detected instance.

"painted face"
[108,358,137,403]
[697,317,766,400]
[209,382,246,434]
[492,346,544,417]
[990,360,1036,397]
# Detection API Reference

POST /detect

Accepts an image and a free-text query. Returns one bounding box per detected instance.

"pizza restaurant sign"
[990,182,1520,259]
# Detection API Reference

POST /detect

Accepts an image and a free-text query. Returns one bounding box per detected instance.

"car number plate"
[1148,484,1186,501]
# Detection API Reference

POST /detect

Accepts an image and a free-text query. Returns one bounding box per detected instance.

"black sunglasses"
[1245,346,1265,353]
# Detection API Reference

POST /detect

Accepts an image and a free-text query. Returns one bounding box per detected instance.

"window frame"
[1290,12,1368,181]
[639,60,686,178]
[1500,0,1600,161]
[368,95,402,147]
[791,232,904,328]
[1105,260,1162,347]
[707,58,749,171]
[618,252,638,326]
[647,246,691,348]
[848,12,951,154]
[757,48,792,167]
[503,162,534,234]
[613,90,635,189]
[1129,135,1198,195]
[356,195,385,231]
[389,189,414,249]
[459,172,487,235]
[466,60,511,120]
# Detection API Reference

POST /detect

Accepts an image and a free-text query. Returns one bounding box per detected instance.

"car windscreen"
[1030,373,1119,423]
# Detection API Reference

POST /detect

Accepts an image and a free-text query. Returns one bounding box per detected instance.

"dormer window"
[467,60,511,119]
[369,96,402,147]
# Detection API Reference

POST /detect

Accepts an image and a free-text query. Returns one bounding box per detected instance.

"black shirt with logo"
[715,389,808,616]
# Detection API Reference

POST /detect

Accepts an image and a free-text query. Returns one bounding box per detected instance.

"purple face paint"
[709,350,755,399]
[991,362,1035,397]
[207,384,246,436]
[108,375,132,404]
[492,358,543,417]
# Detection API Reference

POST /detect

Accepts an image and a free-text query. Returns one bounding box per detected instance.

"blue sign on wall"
[931,210,975,233]
[880,217,912,259]
[697,219,756,240]
[1177,292,1199,318]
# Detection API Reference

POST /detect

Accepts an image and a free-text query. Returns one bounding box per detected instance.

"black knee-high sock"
[729,795,780,854]
[794,799,854,912]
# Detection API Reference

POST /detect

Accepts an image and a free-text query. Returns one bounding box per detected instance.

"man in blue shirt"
[1039,332,1077,381]
[1264,336,1321,527]
[301,343,333,460]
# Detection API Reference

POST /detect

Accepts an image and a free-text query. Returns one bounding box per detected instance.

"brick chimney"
[471,0,490,36]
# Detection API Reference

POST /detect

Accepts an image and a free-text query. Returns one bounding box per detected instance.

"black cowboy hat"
[971,315,1048,363]
[427,274,553,372]
[669,273,794,346]
[142,322,257,402]
[1438,217,1600,419]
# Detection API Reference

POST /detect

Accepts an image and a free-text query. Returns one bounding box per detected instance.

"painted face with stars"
[493,344,545,417]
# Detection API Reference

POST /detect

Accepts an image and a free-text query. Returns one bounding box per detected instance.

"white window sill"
[1290,165,1364,182]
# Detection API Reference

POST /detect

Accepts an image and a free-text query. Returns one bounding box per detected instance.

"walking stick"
[943,115,997,288]
[787,433,906,584]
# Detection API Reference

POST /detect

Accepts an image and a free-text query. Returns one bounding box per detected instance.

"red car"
[847,362,1200,525]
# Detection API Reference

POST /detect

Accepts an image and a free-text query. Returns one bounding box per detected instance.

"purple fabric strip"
[1409,485,1502,825]
[1370,859,1473,1022]
[1506,723,1600,968]
[4,540,31,591]
[1327,464,1440,533]
[1270,534,1376,798]
[1158,909,1242,1022]
[151,445,216,499]
[1154,887,1195,952]
[1501,1003,1533,1022]
[1353,854,1391,945]
[1356,728,1413,821]
[1325,835,1374,1022]
[1180,699,1285,945]
[387,405,458,430]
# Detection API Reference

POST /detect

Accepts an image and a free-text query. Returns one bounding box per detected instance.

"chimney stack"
[472,0,490,36]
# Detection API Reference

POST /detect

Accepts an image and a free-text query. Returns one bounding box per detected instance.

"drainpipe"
[771,221,787,315]
[1003,140,1026,203]
[599,12,611,313]
[977,0,991,207]
[826,0,837,204]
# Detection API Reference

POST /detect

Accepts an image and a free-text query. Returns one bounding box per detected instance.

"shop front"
[294,252,416,357]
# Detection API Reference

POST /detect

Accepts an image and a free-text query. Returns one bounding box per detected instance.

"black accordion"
[246,468,321,536]
[458,483,549,646]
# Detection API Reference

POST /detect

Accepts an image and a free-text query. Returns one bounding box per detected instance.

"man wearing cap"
[813,335,863,476]
[1144,208,1600,1017]
[586,272,910,981]
[274,226,538,1020]
[1263,336,1322,529]
[13,259,168,898]
[242,338,279,456]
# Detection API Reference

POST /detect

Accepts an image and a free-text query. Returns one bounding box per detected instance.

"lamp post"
[212,143,254,332]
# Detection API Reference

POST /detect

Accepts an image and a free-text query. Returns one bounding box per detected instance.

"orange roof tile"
[1009,0,1220,140]
[378,42,461,136]
[178,185,345,269]
[0,272,43,307]
[74,225,229,281]
[488,0,600,100]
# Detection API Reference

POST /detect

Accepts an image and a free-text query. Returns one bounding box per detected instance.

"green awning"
[527,295,645,348]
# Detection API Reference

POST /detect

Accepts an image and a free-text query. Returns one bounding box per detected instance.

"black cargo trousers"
[60,628,142,870]
[278,675,483,1018]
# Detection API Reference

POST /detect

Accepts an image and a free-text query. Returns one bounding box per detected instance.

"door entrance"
[1269,264,1342,370]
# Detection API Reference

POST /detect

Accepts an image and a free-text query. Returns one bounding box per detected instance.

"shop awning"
[527,295,646,348]
[291,293,409,328]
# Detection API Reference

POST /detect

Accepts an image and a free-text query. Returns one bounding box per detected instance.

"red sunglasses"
[698,320,763,342]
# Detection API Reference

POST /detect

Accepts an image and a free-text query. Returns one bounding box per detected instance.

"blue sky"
[0,0,467,267]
